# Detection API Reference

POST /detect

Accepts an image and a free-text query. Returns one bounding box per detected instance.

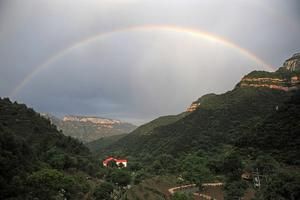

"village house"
[103,156,128,168]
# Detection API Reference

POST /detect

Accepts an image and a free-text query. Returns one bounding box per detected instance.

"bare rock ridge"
[63,115,121,128]
[42,114,137,143]
[186,93,216,112]
[186,102,201,112]
[238,53,300,91]
[283,52,300,72]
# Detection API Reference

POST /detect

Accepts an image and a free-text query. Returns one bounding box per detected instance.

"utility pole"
[252,168,261,189]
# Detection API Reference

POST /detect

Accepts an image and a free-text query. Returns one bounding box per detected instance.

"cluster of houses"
[103,156,128,168]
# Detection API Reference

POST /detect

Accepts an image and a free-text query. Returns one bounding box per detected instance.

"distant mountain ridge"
[63,115,122,128]
[41,114,137,143]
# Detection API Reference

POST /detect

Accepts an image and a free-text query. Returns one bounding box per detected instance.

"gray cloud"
[0,0,299,124]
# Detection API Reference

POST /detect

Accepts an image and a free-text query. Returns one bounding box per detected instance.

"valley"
[1,1,300,199]
[1,53,299,200]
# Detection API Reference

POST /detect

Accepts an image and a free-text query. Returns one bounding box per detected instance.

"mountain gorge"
[42,114,136,143]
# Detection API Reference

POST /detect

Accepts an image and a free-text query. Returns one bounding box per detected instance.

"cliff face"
[186,93,216,112]
[63,115,121,128]
[238,53,300,91]
[239,76,300,91]
[43,114,137,143]
[283,53,300,72]
[186,102,201,112]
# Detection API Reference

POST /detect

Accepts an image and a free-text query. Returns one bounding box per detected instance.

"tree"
[107,160,118,168]
[253,155,279,175]
[255,169,300,200]
[111,170,131,187]
[26,169,65,199]
[223,151,243,181]
[26,168,88,200]
[181,154,212,191]
[94,182,114,200]
[118,162,125,168]
[224,181,247,200]
[171,192,193,200]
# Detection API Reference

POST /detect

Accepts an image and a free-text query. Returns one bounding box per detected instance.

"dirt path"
[168,183,223,195]
[168,183,223,200]
[168,182,255,200]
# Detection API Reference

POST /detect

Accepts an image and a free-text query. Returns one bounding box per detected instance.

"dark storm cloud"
[0,0,299,124]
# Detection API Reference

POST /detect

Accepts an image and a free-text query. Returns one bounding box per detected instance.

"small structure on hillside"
[241,172,252,180]
[103,156,128,168]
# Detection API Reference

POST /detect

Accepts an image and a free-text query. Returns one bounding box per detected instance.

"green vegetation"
[237,90,300,165]
[254,169,300,200]
[103,70,300,199]
[106,87,290,157]
[93,182,114,200]
[104,112,188,155]
[125,176,180,200]
[86,134,128,153]
[0,98,97,199]
[171,192,193,200]
[243,69,300,80]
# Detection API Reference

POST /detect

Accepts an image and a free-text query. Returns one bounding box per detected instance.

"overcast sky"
[0,0,299,125]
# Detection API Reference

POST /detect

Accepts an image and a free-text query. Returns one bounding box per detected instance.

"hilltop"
[238,53,300,91]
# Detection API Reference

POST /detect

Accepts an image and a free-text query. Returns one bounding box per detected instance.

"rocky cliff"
[186,102,201,112]
[238,53,300,91]
[42,114,137,143]
[63,115,121,128]
[282,53,300,72]
[186,93,217,112]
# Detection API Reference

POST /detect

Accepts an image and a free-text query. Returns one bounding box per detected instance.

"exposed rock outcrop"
[187,102,201,112]
[63,115,121,127]
[42,114,136,143]
[283,53,300,72]
[238,53,300,91]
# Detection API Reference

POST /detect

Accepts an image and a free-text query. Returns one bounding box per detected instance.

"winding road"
[168,182,223,200]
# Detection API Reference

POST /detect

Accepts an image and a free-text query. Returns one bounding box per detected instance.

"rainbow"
[10,25,274,97]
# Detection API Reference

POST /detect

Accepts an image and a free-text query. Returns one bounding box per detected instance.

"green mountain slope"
[108,87,290,156]
[86,134,128,153]
[104,112,188,154]
[104,53,300,160]
[237,90,300,165]
[0,98,97,199]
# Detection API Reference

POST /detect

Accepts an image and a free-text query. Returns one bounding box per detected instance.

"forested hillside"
[104,53,300,162]
[237,90,300,165]
[0,98,98,199]
[98,54,300,199]
[106,87,290,157]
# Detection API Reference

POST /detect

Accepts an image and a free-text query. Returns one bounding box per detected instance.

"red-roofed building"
[103,157,128,168]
